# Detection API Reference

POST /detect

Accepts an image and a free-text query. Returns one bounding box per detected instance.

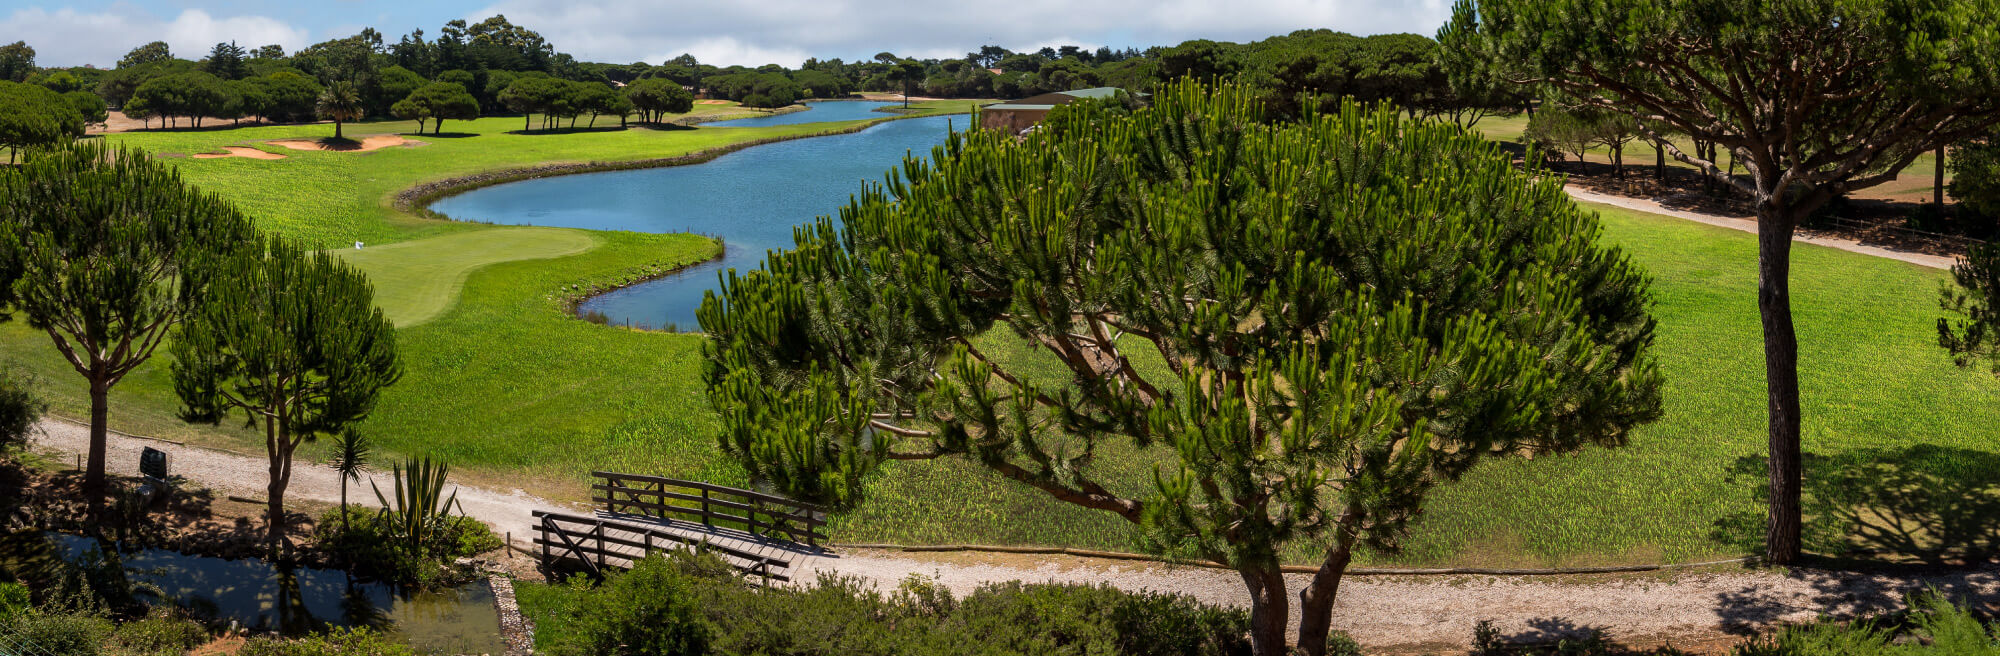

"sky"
[2,0,1455,70]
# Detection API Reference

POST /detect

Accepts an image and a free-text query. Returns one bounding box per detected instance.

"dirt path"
[29,417,2000,652]
[1565,186,1956,270]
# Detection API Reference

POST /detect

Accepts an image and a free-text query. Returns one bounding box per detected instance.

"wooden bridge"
[532,472,828,583]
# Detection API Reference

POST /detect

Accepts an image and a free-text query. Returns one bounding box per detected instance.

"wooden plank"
[589,471,826,512]
[587,495,825,540]
[592,485,825,528]
[533,512,793,568]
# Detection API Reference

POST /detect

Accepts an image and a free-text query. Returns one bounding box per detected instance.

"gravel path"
[1563,186,1957,270]
[31,418,2000,652]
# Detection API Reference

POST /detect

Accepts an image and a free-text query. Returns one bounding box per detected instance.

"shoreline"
[399,107,963,328]
[396,109,952,218]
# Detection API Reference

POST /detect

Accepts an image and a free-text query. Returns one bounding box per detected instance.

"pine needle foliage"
[701,81,1664,656]
[0,140,254,503]
[171,234,401,557]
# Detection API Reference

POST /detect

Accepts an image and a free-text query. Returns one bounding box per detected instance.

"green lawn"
[4,101,1992,567]
[332,227,598,327]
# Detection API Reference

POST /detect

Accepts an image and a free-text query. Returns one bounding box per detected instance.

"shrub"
[1730,592,1998,656]
[0,582,27,622]
[109,608,209,656]
[530,553,710,656]
[313,507,501,587]
[236,626,415,656]
[517,549,1254,656]
[0,369,43,451]
[1,611,114,656]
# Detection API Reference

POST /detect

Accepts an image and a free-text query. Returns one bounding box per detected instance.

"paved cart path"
[29,418,2000,652]
[1564,186,1957,270]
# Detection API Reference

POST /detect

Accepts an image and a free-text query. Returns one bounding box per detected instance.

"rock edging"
[491,575,535,656]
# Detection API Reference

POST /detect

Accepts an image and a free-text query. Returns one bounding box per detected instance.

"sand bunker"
[696,99,730,105]
[192,146,287,160]
[268,135,418,153]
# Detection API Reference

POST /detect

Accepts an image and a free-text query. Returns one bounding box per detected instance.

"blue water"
[429,105,959,329]
[706,100,899,127]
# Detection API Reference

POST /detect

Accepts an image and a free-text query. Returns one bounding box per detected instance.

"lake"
[427,102,960,329]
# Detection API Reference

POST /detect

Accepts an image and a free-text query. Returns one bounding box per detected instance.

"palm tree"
[317,81,364,140]
[327,428,372,534]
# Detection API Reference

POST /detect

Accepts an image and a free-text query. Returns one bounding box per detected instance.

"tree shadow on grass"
[1708,445,2000,632]
[1713,445,2000,567]
[501,125,633,136]
[416,132,479,139]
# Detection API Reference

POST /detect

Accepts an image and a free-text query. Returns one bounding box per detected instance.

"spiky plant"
[370,457,462,558]
[327,428,372,534]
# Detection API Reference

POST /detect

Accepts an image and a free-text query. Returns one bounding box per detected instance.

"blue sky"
[4,0,1454,69]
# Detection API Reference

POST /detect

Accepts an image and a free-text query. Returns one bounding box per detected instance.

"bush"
[517,550,1253,656]
[0,369,44,450]
[313,507,502,588]
[1730,592,1998,656]
[528,553,710,656]
[0,582,27,622]
[1,611,114,656]
[109,608,209,656]
[236,627,414,656]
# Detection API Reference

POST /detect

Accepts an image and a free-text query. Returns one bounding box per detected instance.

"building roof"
[984,87,1142,112]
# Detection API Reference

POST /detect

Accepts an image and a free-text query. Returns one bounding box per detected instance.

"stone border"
[490,575,535,656]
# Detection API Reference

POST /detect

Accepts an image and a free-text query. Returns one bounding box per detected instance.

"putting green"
[333,227,599,327]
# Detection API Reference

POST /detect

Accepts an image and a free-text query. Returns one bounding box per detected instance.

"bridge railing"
[589,471,827,548]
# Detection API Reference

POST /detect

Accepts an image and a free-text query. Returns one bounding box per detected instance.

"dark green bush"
[235,626,414,656]
[528,553,711,656]
[312,508,501,587]
[1,611,114,656]
[109,608,209,656]
[517,550,1253,656]
[0,369,43,450]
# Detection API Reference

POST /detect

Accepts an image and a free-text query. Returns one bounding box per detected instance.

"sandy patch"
[696,99,730,104]
[191,146,287,160]
[268,135,419,152]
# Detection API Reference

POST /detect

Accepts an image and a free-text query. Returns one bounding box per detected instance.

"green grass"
[3,100,1992,567]
[819,201,2000,567]
[332,227,597,327]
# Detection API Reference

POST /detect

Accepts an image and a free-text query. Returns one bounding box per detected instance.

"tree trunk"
[1656,144,1666,180]
[1757,201,1804,567]
[1240,566,1290,656]
[334,120,343,140]
[339,479,349,534]
[524,113,530,131]
[1296,532,1359,656]
[1937,146,1947,206]
[85,379,110,513]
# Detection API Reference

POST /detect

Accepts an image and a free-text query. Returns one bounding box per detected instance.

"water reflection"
[41,534,501,654]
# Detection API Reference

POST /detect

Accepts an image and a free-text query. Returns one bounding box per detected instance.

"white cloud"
[1,6,310,68]
[469,0,1453,68]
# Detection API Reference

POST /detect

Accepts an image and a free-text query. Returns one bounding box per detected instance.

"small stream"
[42,534,504,654]
[427,101,959,329]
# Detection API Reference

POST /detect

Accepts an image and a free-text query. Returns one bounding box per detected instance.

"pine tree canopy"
[699,81,1665,653]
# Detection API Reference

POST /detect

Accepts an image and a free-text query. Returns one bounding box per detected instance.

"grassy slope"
[5,101,1988,566]
[825,201,2000,567]
[0,99,979,481]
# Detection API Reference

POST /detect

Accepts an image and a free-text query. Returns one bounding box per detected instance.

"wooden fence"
[531,510,792,582]
[589,472,827,548]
